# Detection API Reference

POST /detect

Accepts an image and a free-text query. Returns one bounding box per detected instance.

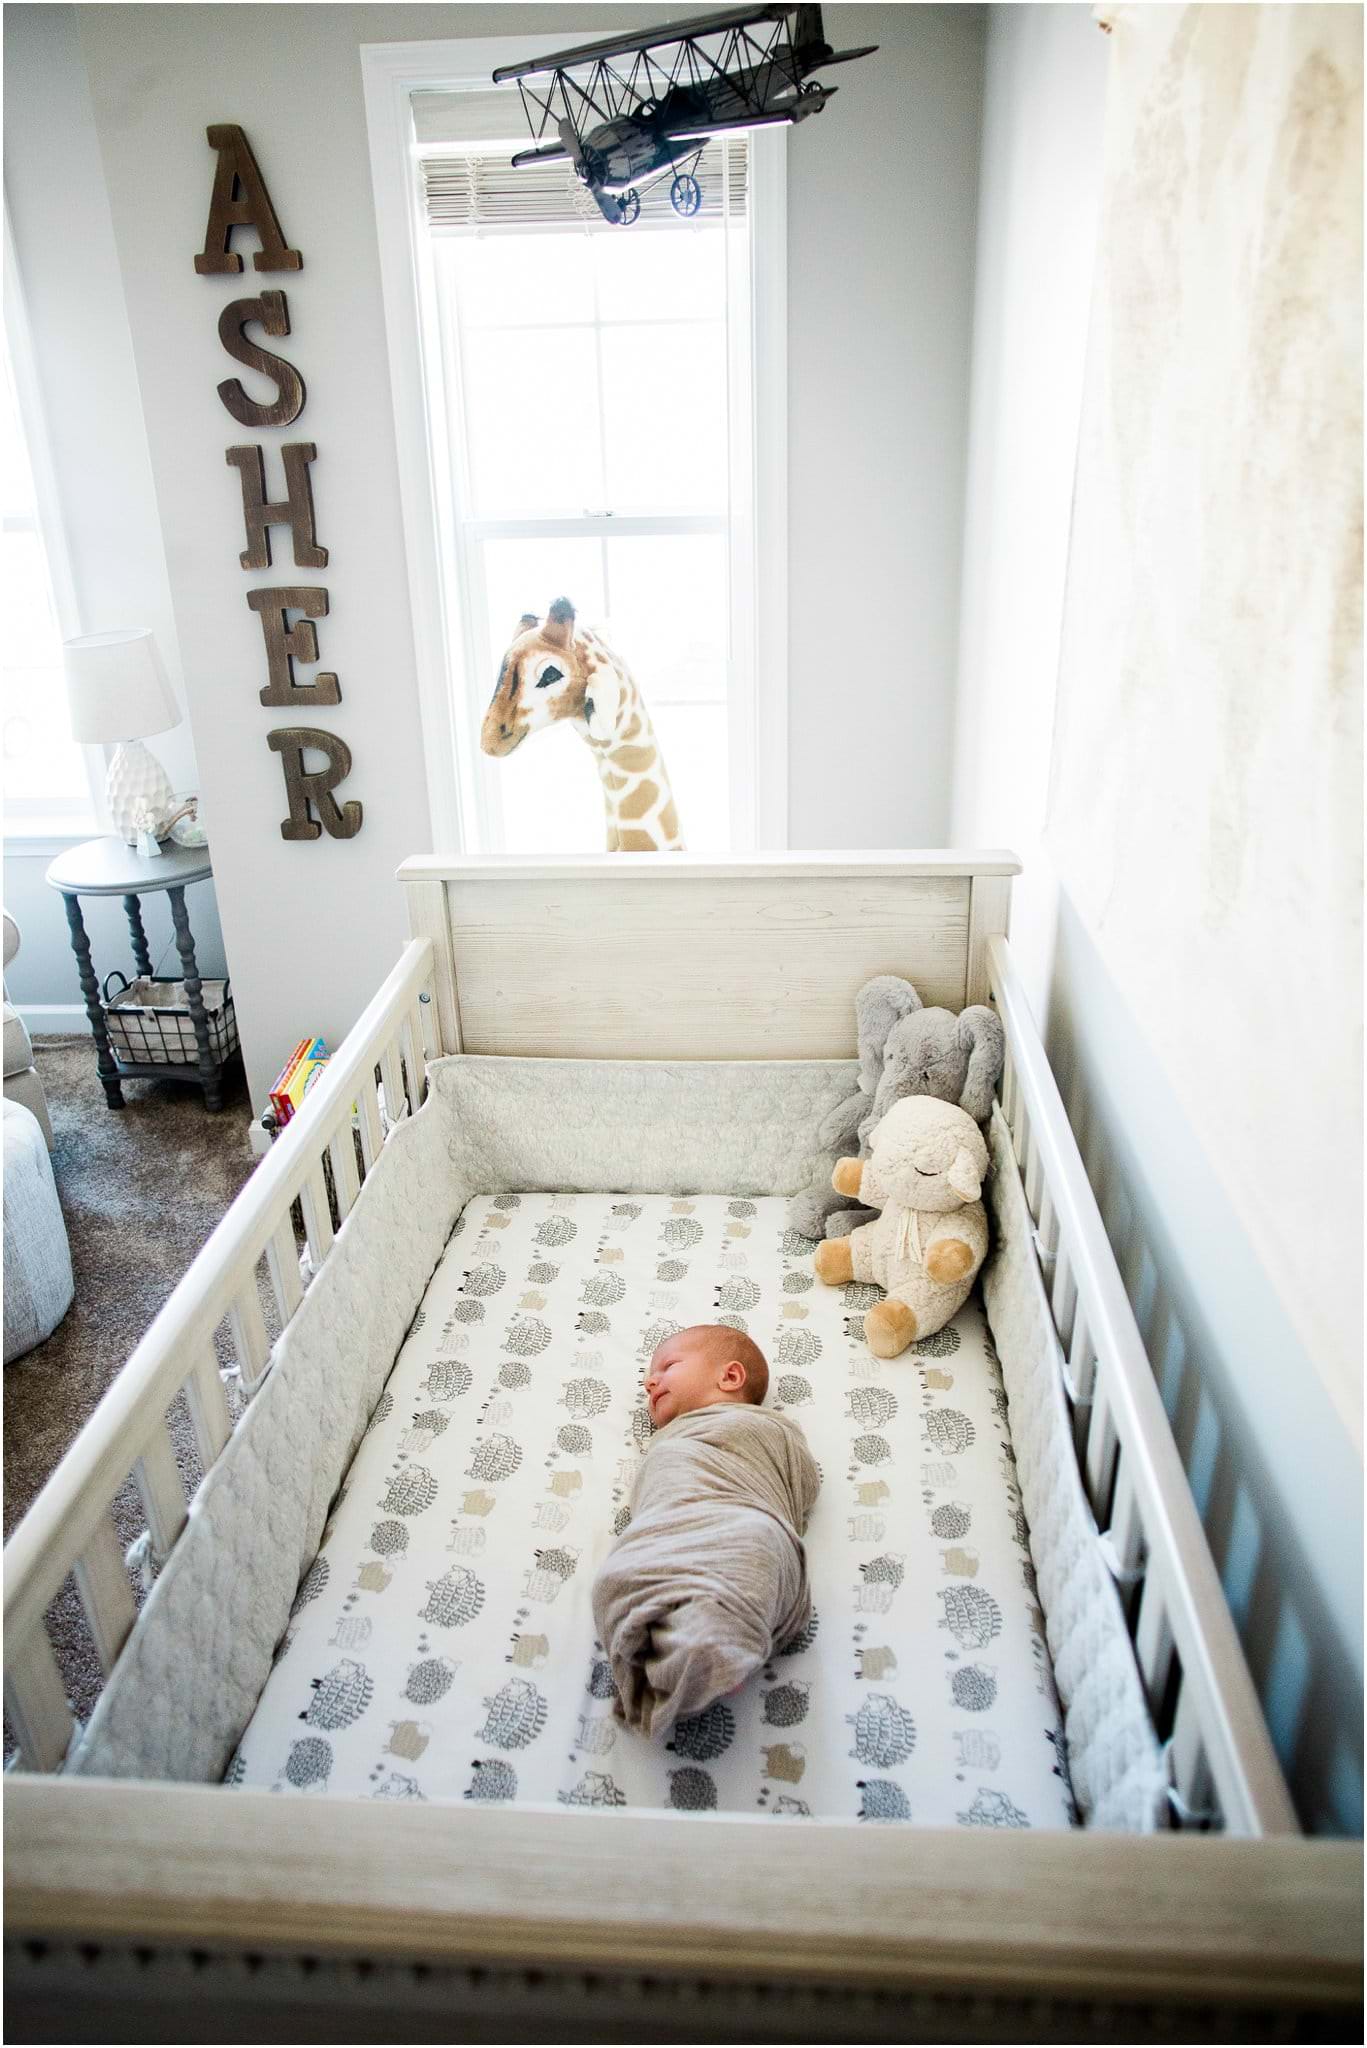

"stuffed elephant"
[786,978,1006,1243]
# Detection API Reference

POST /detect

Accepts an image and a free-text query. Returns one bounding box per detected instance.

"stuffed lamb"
[787,976,1005,1242]
[812,1096,990,1358]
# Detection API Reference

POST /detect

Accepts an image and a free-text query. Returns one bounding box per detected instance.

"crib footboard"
[5,1779,1361,2043]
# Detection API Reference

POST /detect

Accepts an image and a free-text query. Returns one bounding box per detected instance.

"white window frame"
[360,34,788,853]
[2,196,104,844]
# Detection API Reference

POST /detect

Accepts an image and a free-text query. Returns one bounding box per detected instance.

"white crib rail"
[3,938,438,1774]
[986,936,1297,1837]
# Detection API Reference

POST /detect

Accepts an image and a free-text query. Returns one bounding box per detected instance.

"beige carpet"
[4,1037,273,1742]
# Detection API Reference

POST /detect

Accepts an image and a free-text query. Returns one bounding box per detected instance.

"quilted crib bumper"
[66,1056,1164,1830]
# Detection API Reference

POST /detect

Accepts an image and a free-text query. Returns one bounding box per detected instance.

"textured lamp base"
[107,741,175,844]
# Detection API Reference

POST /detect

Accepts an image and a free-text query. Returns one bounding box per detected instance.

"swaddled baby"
[591,1324,820,1741]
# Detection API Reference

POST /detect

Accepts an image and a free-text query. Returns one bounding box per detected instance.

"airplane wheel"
[618,189,641,225]
[670,173,702,218]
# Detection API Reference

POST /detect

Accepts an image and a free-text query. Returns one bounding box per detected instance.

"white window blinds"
[413,89,748,232]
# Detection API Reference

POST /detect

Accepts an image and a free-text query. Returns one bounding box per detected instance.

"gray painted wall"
[951,3,1362,1834]
[4,3,985,1096]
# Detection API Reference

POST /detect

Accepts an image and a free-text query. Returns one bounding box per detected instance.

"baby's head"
[644,1324,770,1429]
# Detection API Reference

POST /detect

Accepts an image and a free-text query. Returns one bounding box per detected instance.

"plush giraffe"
[481,598,685,851]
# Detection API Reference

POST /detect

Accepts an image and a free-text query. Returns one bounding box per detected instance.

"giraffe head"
[482,598,606,757]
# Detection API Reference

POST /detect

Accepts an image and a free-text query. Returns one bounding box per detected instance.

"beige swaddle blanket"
[591,1403,821,1741]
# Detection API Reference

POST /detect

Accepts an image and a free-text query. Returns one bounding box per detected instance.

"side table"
[46,836,234,1112]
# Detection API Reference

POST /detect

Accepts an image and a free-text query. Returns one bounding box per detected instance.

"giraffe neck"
[578,641,684,852]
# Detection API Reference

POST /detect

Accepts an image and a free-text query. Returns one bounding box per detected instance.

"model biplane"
[493,5,877,225]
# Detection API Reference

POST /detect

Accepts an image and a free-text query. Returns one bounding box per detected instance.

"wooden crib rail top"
[6,1779,1360,2017]
[399,850,1020,1060]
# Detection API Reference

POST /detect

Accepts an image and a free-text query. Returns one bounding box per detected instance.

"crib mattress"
[229,1195,1075,1829]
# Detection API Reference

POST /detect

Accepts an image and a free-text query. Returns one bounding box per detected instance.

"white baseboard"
[24,1004,93,1036]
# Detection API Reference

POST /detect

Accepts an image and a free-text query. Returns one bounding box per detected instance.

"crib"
[4,854,1359,2044]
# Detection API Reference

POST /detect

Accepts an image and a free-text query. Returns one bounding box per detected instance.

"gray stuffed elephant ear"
[954,1005,1006,1123]
[785,973,923,1242]
[854,975,922,1093]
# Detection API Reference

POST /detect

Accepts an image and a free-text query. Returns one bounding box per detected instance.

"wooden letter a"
[195,125,302,275]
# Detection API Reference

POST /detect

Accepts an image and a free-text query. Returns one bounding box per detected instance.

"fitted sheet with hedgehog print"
[228,1194,1076,1829]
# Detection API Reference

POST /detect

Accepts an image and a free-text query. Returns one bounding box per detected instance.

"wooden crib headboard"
[398,853,1019,1059]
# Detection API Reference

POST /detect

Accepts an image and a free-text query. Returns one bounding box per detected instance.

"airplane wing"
[492,5,791,84]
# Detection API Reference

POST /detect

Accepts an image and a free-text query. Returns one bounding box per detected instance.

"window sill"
[4,825,98,860]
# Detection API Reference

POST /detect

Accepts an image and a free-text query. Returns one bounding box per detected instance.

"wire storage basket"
[101,971,239,1068]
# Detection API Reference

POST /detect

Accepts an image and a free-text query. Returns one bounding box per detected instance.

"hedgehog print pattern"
[558,1423,594,1456]
[638,1320,682,1359]
[777,1609,819,1656]
[912,1325,961,1357]
[860,1554,906,1591]
[466,1758,518,1802]
[775,1327,822,1369]
[858,1779,912,1823]
[477,1678,548,1750]
[562,1377,611,1420]
[716,1313,749,1334]
[843,1282,883,1310]
[715,1276,761,1312]
[940,1584,1002,1649]
[466,1434,522,1483]
[761,1682,810,1727]
[774,1374,813,1409]
[559,1771,628,1809]
[290,1557,329,1615]
[461,1264,506,1297]
[282,1736,332,1790]
[576,1310,612,1336]
[931,1502,972,1541]
[373,1771,424,1801]
[668,1700,736,1762]
[781,1228,817,1256]
[451,1299,485,1324]
[954,1729,1002,1769]
[492,1193,521,1209]
[612,1503,632,1536]
[526,1261,559,1285]
[586,1658,618,1701]
[924,1410,975,1456]
[421,1566,486,1629]
[372,1388,394,1425]
[401,1408,450,1449]
[630,1407,656,1451]
[660,1217,704,1252]
[382,1466,439,1517]
[223,1752,247,1787]
[533,1545,578,1583]
[656,1259,688,1282]
[782,1270,815,1294]
[581,1272,626,1307]
[847,1385,898,1428]
[669,1767,718,1811]
[951,1665,998,1713]
[504,1318,551,1358]
[497,1360,533,1391]
[422,1359,472,1402]
[402,1657,458,1708]
[958,1788,1030,1828]
[852,1433,892,1467]
[847,1693,917,1768]
[301,1659,373,1732]
[536,1217,577,1247]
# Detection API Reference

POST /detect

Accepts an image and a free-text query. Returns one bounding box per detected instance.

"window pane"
[479,536,605,662]
[649,701,730,853]
[461,326,604,517]
[445,233,596,329]
[604,534,727,706]
[600,322,727,513]
[592,228,727,324]
[490,714,606,855]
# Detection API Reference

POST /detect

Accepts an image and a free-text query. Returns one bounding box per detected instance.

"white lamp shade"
[63,628,180,744]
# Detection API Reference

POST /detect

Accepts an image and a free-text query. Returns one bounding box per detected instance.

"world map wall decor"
[197,123,363,842]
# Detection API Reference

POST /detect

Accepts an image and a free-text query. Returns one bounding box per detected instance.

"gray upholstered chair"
[3,910,54,1149]
[3,1096,74,1363]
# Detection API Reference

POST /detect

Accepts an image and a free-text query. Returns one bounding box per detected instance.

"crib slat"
[1024,1126,1044,1220]
[133,1424,188,1560]
[1001,1046,1019,1132]
[228,1281,272,1398]
[380,1037,408,1125]
[72,1515,137,1677]
[185,1348,233,1469]
[356,1069,385,1174]
[4,1633,74,1773]
[1050,1243,1079,1355]
[405,999,429,1106]
[1084,1375,1119,1515]
[1035,1183,1058,1263]
[265,1214,304,1327]
[329,1124,361,1222]
[300,1162,335,1267]
[1170,1682,1216,1824]
[1135,1571,1177,1722]
[1106,1458,1146,1581]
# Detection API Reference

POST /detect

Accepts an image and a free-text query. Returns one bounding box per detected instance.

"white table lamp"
[63,629,181,845]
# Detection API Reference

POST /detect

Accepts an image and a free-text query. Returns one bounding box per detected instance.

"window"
[2,214,98,838]
[360,33,786,855]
